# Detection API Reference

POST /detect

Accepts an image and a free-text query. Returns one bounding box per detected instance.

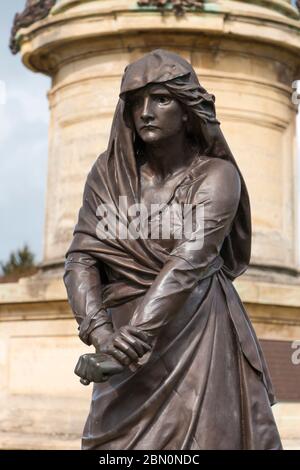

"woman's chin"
[139,131,171,145]
[140,134,162,144]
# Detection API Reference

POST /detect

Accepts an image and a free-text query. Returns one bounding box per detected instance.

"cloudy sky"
[0,1,50,267]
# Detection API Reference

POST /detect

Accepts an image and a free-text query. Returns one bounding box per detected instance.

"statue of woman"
[64,50,282,450]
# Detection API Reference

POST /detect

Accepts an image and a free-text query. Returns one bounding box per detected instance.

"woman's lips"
[140,125,159,131]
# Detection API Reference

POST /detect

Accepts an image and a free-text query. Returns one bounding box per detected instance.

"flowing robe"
[64,152,282,450]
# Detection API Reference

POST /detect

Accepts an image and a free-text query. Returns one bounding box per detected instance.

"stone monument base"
[0,270,300,449]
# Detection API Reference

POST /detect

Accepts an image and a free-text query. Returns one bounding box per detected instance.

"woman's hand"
[90,323,152,367]
[75,352,124,385]
[75,323,124,385]
[102,325,152,367]
[75,325,152,385]
[88,322,114,352]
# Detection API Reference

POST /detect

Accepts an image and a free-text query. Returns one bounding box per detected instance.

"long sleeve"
[130,159,241,337]
[64,252,113,345]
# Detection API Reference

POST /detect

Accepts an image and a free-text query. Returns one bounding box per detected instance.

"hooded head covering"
[105,49,251,279]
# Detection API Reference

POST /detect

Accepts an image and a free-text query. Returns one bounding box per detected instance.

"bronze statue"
[64,50,282,450]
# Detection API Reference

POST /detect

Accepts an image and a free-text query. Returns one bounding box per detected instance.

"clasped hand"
[103,325,152,366]
[75,325,152,384]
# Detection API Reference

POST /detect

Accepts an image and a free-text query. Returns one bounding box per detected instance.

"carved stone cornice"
[10,0,56,54]
[137,0,204,16]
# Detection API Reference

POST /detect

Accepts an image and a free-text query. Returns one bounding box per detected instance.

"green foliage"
[0,244,36,277]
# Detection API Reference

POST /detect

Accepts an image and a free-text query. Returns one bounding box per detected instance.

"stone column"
[15,0,300,278]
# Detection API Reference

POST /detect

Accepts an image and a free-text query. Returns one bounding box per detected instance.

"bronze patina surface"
[65,50,282,450]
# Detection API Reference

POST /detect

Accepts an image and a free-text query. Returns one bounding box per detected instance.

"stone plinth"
[1,274,300,449]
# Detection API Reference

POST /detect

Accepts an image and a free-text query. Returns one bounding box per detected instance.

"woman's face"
[128,84,187,144]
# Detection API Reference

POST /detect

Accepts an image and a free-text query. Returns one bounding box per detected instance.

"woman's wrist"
[89,322,114,352]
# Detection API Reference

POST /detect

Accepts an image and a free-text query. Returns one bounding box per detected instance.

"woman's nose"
[141,97,154,122]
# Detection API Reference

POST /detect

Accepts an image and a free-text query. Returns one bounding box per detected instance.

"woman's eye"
[131,99,141,108]
[155,96,171,105]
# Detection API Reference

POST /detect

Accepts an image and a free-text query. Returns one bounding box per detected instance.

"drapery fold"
[64,50,282,449]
